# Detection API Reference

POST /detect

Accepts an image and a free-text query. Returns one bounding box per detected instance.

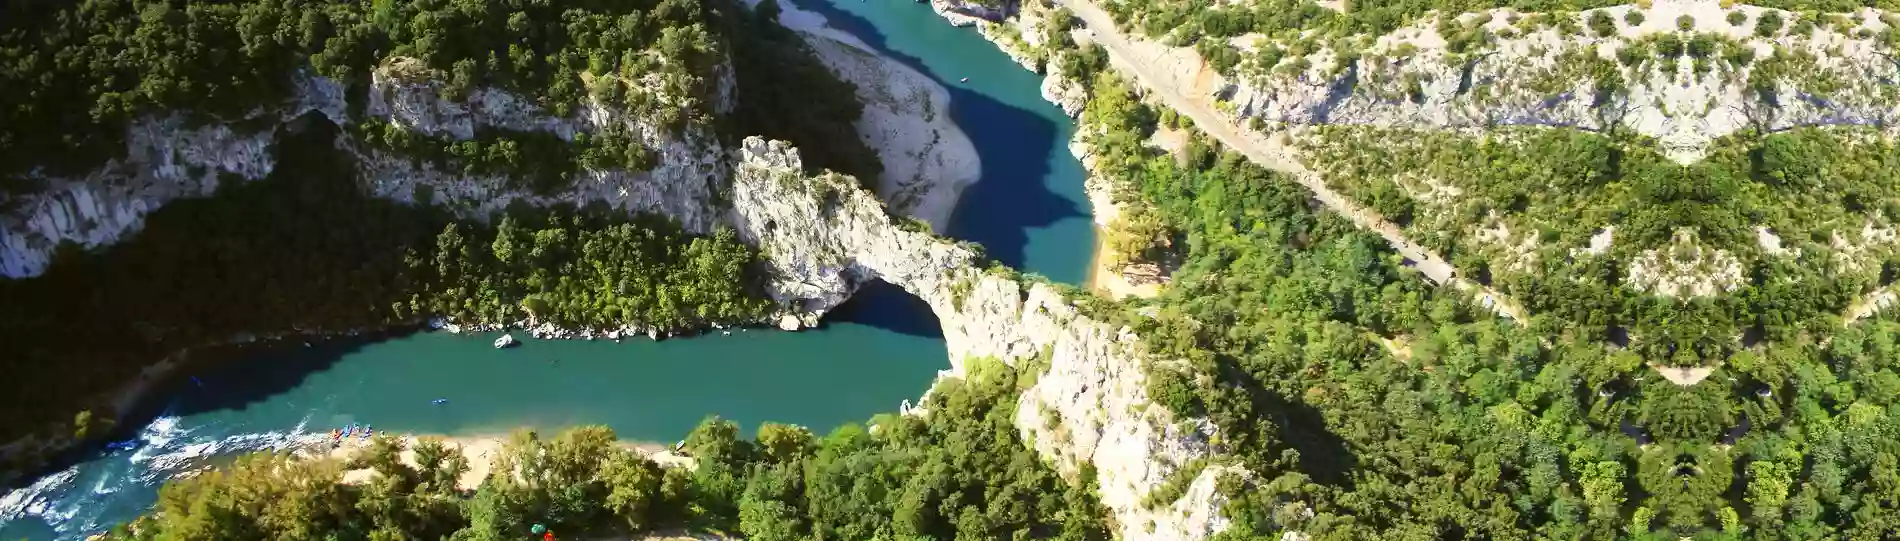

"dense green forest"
[101,358,1112,541]
[1045,17,1900,532]
[0,0,739,193]
[0,0,879,195]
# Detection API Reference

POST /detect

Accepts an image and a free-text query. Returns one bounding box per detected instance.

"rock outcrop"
[1197,0,1900,163]
[731,137,1230,541]
[0,73,346,278]
[357,61,733,234]
[0,64,733,279]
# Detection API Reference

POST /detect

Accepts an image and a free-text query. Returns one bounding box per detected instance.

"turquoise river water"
[0,1,1096,538]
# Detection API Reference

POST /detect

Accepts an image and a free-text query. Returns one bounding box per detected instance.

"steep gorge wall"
[0,65,733,280]
[1102,0,1900,162]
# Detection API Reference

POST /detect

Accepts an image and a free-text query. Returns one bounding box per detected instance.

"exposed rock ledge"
[732,137,1232,541]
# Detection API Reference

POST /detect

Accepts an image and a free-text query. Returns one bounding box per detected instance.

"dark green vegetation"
[102,358,1112,541]
[721,0,885,187]
[1052,11,1900,531]
[0,0,735,193]
[1099,0,1618,45]
[0,0,879,194]
[0,116,774,466]
[1300,127,1900,370]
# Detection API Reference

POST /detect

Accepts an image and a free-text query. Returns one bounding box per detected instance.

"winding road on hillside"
[1061,0,1526,322]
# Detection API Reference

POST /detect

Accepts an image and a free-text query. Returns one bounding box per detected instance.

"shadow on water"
[800,1,1089,274]
[829,280,944,340]
[153,333,390,419]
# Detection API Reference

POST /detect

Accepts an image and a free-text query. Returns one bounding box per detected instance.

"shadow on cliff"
[802,0,1091,282]
[828,279,944,339]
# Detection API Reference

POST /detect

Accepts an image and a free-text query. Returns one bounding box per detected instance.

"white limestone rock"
[729,137,1232,541]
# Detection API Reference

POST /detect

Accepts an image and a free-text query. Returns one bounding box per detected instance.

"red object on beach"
[543,532,555,541]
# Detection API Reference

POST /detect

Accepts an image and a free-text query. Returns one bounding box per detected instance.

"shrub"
[1757,11,1784,37]
[1589,11,1617,37]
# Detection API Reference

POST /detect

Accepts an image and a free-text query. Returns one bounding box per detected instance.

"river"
[0,1,1094,538]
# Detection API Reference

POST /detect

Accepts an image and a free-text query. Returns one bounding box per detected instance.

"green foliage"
[0,0,733,194]
[718,0,884,187]
[109,360,1112,540]
[1060,20,1900,533]
[1729,10,1748,26]
[356,119,623,194]
[1757,10,1785,37]
[1589,10,1618,37]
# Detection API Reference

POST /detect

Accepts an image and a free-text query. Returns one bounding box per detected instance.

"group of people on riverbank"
[329,423,374,447]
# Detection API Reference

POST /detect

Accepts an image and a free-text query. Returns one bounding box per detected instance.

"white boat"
[493,334,518,349]
[960,77,969,83]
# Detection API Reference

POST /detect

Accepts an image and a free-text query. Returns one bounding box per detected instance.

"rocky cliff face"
[0,64,735,279]
[1215,0,1900,163]
[731,137,1231,541]
[357,62,733,234]
[0,73,348,278]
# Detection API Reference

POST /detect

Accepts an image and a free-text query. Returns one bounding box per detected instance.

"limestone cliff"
[1194,0,1900,163]
[356,61,733,234]
[731,137,1231,541]
[0,64,732,279]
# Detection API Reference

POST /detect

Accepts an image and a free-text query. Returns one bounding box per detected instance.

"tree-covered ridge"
[0,0,735,192]
[1297,126,1900,369]
[1056,53,1900,536]
[103,358,1112,541]
[0,115,775,469]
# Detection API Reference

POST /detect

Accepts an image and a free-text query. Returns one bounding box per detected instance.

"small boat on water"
[432,398,449,405]
[106,440,138,451]
[494,334,518,349]
[960,77,969,83]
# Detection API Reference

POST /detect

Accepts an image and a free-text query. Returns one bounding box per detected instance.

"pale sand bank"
[306,433,693,492]
[754,0,982,230]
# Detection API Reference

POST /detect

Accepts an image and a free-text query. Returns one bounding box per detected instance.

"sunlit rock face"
[730,138,1231,541]
[1203,0,1900,164]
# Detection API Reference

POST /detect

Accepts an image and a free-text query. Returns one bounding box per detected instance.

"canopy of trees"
[1061,40,1900,535]
[0,0,732,194]
[104,358,1111,541]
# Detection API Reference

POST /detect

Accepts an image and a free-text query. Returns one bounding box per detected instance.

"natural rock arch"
[728,137,1235,541]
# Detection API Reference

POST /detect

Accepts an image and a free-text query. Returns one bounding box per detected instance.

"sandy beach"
[762,0,982,231]
[306,432,694,491]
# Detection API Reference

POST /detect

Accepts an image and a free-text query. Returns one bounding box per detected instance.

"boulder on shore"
[778,314,804,331]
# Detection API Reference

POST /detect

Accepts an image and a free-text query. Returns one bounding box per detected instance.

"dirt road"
[1063,0,1525,321]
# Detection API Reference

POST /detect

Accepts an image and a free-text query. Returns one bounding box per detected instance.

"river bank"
[767,0,982,231]
[308,432,695,492]
[922,0,1160,300]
